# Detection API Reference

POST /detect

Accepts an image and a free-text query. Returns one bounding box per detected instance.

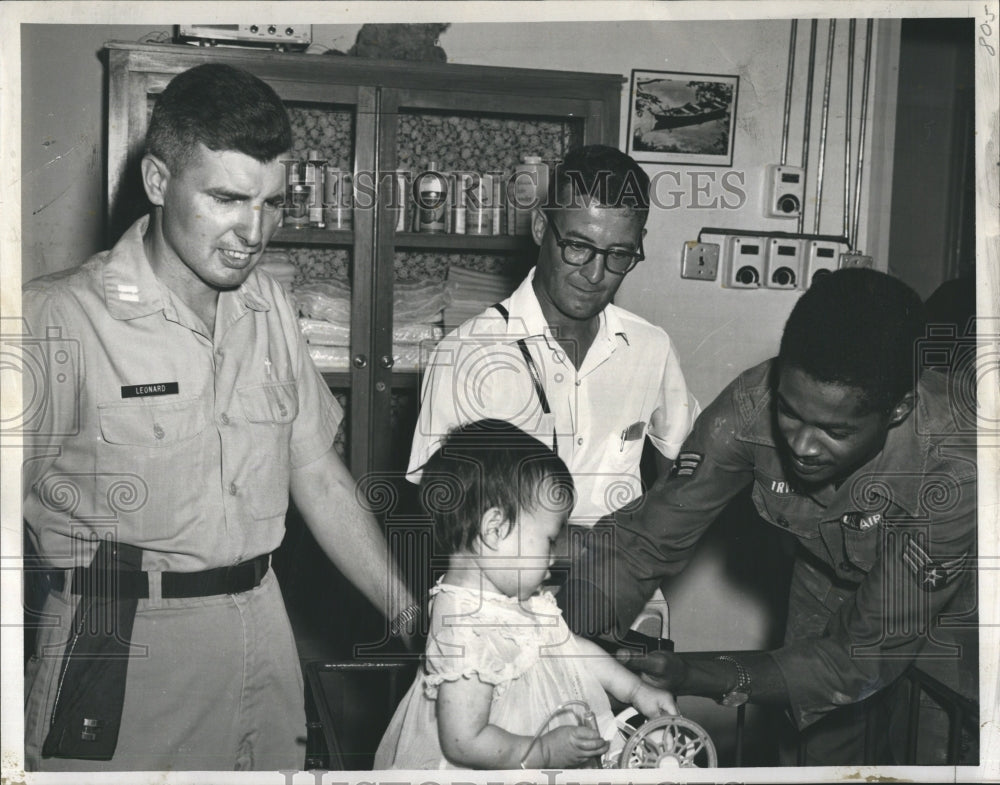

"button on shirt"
[407,268,700,525]
[21,216,342,573]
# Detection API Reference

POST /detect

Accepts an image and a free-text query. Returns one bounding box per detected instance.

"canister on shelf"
[393,170,409,233]
[323,166,353,230]
[452,172,471,235]
[415,164,447,233]
[509,154,549,235]
[465,173,492,236]
[306,151,326,228]
[491,175,504,235]
[285,181,311,230]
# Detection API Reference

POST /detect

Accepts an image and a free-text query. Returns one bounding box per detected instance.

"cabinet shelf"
[322,370,421,389]
[272,227,532,253]
[273,227,353,247]
[393,232,531,252]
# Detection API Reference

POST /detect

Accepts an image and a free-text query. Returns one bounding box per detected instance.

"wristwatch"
[715,655,751,707]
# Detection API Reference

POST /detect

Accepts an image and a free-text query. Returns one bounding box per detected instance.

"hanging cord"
[780,19,798,166]
[851,19,875,250]
[519,700,598,769]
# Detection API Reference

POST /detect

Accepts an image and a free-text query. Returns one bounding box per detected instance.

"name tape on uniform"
[121,382,179,399]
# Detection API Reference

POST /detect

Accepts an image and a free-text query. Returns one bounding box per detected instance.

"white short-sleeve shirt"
[408,269,700,526]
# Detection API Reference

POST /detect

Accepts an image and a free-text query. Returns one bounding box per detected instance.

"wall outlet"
[764,237,803,289]
[805,240,845,286]
[722,235,765,289]
[764,164,805,219]
[839,252,874,269]
[680,241,720,280]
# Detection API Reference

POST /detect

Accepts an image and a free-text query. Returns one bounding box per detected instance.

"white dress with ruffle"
[374,582,618,769]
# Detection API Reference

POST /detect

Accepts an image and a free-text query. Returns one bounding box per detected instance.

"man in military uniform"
[575,268,977,764]
[21,64,416,771]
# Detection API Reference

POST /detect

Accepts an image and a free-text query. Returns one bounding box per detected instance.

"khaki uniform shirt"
[22,215,342,571]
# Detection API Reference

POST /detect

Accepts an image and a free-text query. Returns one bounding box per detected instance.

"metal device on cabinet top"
[176,25,313,51]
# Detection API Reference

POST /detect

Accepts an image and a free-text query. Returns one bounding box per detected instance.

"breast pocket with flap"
[97,397,208,539]
[237,381,299,520]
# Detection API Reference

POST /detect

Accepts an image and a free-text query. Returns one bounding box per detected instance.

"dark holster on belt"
[41,539,142,760]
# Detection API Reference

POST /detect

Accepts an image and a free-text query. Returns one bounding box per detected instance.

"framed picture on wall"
[626,69,739,166]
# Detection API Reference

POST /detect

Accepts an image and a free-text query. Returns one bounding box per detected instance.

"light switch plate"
[680,241,720,280]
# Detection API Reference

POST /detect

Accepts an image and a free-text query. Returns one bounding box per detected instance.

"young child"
[375,419,678,770]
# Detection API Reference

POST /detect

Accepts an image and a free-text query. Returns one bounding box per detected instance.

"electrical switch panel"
[722,235,765,289]
[805,239,846,286]
[764,165,805,219]
[765,237,803,289]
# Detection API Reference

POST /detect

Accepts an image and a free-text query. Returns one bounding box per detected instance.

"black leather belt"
[46,553,271,599]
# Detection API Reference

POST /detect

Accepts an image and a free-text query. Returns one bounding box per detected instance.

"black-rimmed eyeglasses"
[546,218,645,275]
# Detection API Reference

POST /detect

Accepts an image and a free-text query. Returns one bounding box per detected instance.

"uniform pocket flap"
[238,381,299,424]
[841,522,881,572]
[99,399,206,446]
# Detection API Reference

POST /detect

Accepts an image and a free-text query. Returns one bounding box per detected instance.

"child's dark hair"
[419,419,575,554]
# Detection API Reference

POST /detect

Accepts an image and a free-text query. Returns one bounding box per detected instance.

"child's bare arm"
[436,677,608,768]
[574,636,679,717]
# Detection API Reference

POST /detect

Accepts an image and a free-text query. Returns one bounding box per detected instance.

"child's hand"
[629,681,679,719]
[536,725,609,768]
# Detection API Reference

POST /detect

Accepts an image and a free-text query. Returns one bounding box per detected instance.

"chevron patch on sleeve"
[901,536,968,592]
[672,451,703,478]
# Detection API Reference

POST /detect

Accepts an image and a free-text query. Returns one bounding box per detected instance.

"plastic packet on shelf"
[394,280,453,324]
[299,318,351,346]
[306,343,433,372]
[307,345,351,371]
[390,323,445,344]
[299,319,444,347]
[294,281,352,325]
[293,278,450,328]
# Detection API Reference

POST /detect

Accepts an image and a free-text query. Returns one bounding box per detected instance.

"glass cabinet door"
[374,86,594,474]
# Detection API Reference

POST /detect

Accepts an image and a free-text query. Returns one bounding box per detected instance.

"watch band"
[389,602,421,637]
[715,655,751,707]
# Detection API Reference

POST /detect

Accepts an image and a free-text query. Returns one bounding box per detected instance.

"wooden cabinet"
[105,41,623,477]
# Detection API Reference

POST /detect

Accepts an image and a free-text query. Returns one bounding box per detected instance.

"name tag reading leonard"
[121,382,179,399]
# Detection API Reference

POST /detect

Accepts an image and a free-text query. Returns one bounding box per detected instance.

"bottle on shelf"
[284,159,310,230]
[416,163,448,233]
[509,154,549,236]
[306,150,326,228]
[465,173,491,236]
[323,164,353,230]
[393,170,409,233]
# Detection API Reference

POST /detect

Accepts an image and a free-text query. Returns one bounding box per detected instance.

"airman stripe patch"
[901,536,968,592]
[673,451,703,477]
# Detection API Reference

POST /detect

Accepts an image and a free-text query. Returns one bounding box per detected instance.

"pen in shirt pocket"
[620,421,646,451]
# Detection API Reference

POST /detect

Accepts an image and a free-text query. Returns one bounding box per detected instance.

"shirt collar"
[852,375,943,518]
[102,215,271,321]
[503,267,629,347]
[102,216,166,320]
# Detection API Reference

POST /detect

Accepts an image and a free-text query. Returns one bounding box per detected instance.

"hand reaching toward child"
[628,681,679,719]
[534,725,610,768]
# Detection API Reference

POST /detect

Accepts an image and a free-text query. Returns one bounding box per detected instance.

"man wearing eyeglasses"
[408,145,699,581]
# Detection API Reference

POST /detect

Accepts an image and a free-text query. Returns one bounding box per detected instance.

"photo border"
[626,68,740,166]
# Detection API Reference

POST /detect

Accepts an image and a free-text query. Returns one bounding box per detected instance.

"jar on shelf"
[323,165,353,230]
[415,163,448,233]
[509,154,549,235]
